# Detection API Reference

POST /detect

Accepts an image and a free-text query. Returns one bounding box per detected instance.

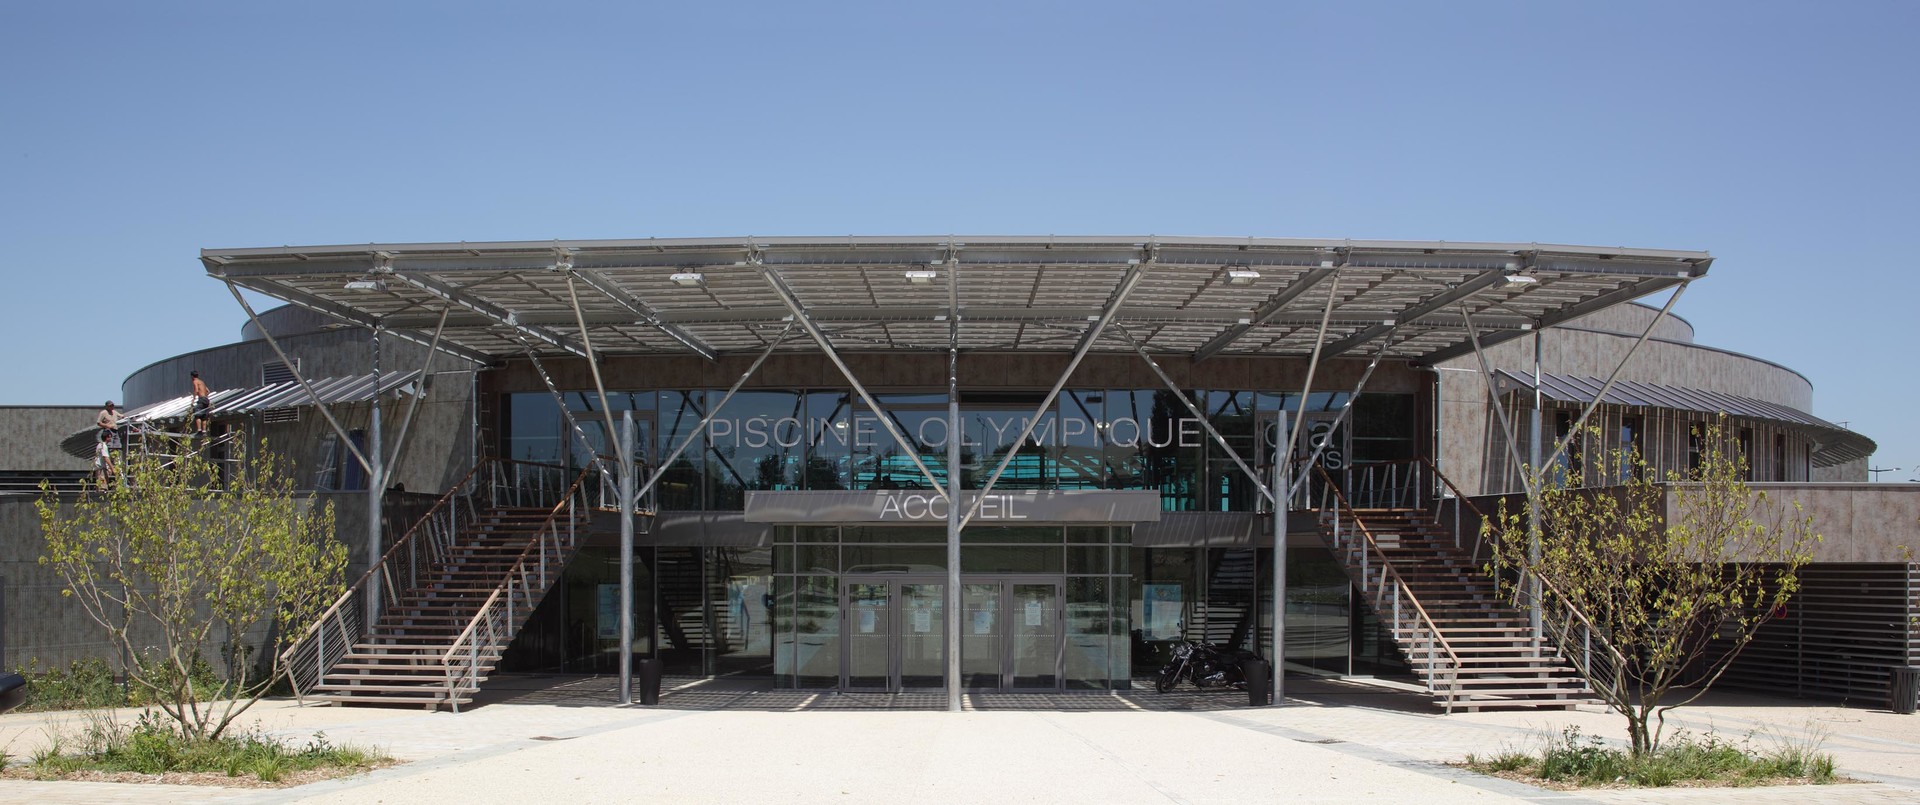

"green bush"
[24,711,387,783]
[1465,726,1837,788]
[12,657,125,712]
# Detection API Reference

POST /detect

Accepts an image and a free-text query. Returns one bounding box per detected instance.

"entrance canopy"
[202,236,1709,365]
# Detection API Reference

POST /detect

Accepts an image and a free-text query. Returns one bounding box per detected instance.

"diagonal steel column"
[564,271,630,469]
[756,262,950,497]
[1284,273,1345,507]
[223,280,371,473]
[631,324,794,505]
[1460,306,1531,492]
[960,258,1150,528]
[1193,253,1343,362]
[381,306,451,474]
[1320,268,1508,359]
[1286,328,1401,501]
[559,250,716,361]
[1539,282,1690,471]
[523,347,615,479]
[1114,326,1274,507]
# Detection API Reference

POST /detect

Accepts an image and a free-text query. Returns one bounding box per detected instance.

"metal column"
[619,409,636,705]
[945,338,962,713]
[1271,419,1288,706]
[1527,330,1544,641]
[367,327,384,631]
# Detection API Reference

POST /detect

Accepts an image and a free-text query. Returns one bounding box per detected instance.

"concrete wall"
[1,490,433,673]
[1665,483,1920,563]
[0,407,94,472]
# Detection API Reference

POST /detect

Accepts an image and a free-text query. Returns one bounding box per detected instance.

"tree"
[37,437,346,740]
[1483,417,1818,756]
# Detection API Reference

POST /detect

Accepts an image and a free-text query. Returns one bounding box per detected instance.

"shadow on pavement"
[462,672,1450,714]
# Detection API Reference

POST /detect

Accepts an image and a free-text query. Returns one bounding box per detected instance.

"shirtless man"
[96,400,118,440]
[190,371,212,435]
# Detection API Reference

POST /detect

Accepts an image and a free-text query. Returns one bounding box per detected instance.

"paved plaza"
[0,676,1916,804]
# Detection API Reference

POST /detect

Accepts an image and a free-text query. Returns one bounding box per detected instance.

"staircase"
[279,459,593,711]
[309,505,587,708]
[1313,462,1592,712]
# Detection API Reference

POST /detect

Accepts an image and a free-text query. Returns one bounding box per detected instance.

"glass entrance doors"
[841,577,945,691]
[842,576,1063,692]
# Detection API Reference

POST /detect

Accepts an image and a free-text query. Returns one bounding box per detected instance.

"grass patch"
[1463,726,1838,789]
[10,711,390,787]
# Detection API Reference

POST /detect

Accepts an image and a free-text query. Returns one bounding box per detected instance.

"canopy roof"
[1495,370,1874,467]
[61,371,421,459]
[203,236,1710,366]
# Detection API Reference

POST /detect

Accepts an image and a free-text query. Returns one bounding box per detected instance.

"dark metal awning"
[1495,370,1875,467]
[60,371,422,459]
[201,235,1711,366]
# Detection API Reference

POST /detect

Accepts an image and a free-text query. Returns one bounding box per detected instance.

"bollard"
[1241,658,1271,706]
[637,658,664,706]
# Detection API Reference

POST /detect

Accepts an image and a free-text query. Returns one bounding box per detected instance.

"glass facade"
[502,387,1419,513]
[497,383,1427,690]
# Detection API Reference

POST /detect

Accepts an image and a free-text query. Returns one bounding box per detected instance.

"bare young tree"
[1484,417,1818,756]
[36,437,345,740]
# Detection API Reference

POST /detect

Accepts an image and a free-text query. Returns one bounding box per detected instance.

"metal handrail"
[1315,464,1464,712]
[276,457,570,701]
[1417,455,1622,698]
[439,465,594,711]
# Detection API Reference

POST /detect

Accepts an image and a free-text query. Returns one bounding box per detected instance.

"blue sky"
[2,2,1915,478]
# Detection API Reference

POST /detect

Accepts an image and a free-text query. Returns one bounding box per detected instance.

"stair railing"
[1314,464,1463,712]
[278,461,506,699]
[440,464,594,712]
[1418,456,1622,701]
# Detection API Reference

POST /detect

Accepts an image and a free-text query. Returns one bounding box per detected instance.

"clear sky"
[2,2,1915,479]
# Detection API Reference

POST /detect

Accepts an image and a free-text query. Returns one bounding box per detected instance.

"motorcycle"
[1154,640,1264,693]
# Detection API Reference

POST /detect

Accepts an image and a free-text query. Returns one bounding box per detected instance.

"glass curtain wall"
[771,525,1132,690]
[501,388,1419,514]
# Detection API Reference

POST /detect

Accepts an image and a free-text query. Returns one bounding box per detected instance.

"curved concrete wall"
[1561,301,1696,343]
[238,304,336,342]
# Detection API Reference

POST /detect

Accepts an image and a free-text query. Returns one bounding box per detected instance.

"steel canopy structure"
[202,235,1711,712]
[202,236,1710,365]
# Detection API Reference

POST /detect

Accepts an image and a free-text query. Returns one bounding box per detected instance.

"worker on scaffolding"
[190,370,212,437]
[95,400,119,445]
[93,430,116,488]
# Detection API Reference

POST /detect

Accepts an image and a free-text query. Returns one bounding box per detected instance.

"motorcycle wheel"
[1155,665,1181,694]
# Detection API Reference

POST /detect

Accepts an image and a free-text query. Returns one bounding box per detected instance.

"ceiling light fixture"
[670,272,706,288]
[1502,273,1539,286]
[904,270,939,284]
[344,279,388,292]
[1226,269,1261,286]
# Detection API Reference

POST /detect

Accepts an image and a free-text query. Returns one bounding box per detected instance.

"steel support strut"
[222,280,372,473]
[960,256,1151,527]
[756,262,950,497]
[1284,273,1344,508]
[522,348,615,479]
[1115,326,1274,507]
[1538,282,1690,471]
[630,324,794,506]
[564,271,630,470]
[1460,306,1530,491]
[382,306,452,475]
[1286,328,1401,501]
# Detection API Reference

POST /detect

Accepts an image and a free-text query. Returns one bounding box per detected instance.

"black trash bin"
[1241,658,1271,706]
[0,672,26,714]
[1891,667,1919,715]
[636,658,664,705]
